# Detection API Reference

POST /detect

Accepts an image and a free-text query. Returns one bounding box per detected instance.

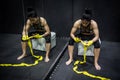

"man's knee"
[44,34,51,43]
[68,37,75,45]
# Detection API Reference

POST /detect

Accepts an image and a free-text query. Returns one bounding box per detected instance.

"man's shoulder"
[40,17,47,22]
[26,19,31,24]
[40,17,45,20]
[91,20,98,28]
[75,19,81,22]
[91,20,97,25]
[75,19,81,23]
[74,19,81,25]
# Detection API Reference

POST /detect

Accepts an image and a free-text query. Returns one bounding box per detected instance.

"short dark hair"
[84,8,92,16]
[81,8,92,21]
[26,7,37,18]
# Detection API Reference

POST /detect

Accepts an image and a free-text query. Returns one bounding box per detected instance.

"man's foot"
[17,54,27,60]
[45,57,50,62]
[95,63,101,70]
[66,59,73,65]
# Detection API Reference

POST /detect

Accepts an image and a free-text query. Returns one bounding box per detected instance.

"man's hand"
[81,41,88,46]
[22,35,29,41]
[87,40,93,46]
[74,37,81,42]
[81,40,93,47]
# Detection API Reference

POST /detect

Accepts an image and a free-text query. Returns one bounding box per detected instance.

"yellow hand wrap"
[81,41,87,46]
[33,34,43,39]
[74,37,81,42]
[81,40,93,47]
[87,40,93,46]
[22,35,29,41]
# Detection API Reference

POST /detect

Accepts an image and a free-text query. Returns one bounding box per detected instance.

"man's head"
[26,7,38,23]
[81,8,92,27]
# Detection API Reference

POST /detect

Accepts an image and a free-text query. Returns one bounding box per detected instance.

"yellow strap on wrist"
[34,34,43,38]
[74,37,81,42]
[87,40,93,46]
[29,34,43,39]
[22,35,29,41]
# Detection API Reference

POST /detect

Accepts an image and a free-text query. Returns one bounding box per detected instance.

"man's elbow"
[48,31,51,34]
[96,36,99,40]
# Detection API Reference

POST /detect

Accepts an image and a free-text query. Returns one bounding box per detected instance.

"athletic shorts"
[68,33,101,48]
[21,31,51,43]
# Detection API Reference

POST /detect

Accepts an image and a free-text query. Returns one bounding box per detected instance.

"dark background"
[0,0,120,42]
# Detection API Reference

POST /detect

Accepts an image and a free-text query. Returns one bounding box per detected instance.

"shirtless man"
[17,8,51,62]
[66,8,101,70]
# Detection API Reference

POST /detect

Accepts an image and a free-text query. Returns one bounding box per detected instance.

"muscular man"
[66,8,101,70]
[17,8,51,62]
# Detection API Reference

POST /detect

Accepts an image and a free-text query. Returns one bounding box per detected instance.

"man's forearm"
[42,31,50,37]
[92,36,99,42]
[70,33,76,39]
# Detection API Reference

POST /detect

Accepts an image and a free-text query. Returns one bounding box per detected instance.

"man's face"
[30,17,38,24]
[81,19,90,27]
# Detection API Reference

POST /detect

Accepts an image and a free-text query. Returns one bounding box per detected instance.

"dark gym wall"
[44,0,73,37]
[23,0,44,20]
[93,0,120,42]
[0,0,120,42]
[0,0,24,34]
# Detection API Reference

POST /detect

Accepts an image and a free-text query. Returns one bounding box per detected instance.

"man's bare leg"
[45,43,51,62]
[94,48,101,70]
[17,42,27,60]
[66,45,74,65]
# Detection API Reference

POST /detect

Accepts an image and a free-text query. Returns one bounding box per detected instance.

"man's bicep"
[24,20,31,31]
[41,18,50,32]
[93,25,99,37]
[71,26,77,34]
[41,17,47,26]
[45,24,50,32]
[71,21,80,33]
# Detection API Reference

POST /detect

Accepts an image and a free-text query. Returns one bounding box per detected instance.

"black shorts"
[21,31,51,43]
[68,34,101,48]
